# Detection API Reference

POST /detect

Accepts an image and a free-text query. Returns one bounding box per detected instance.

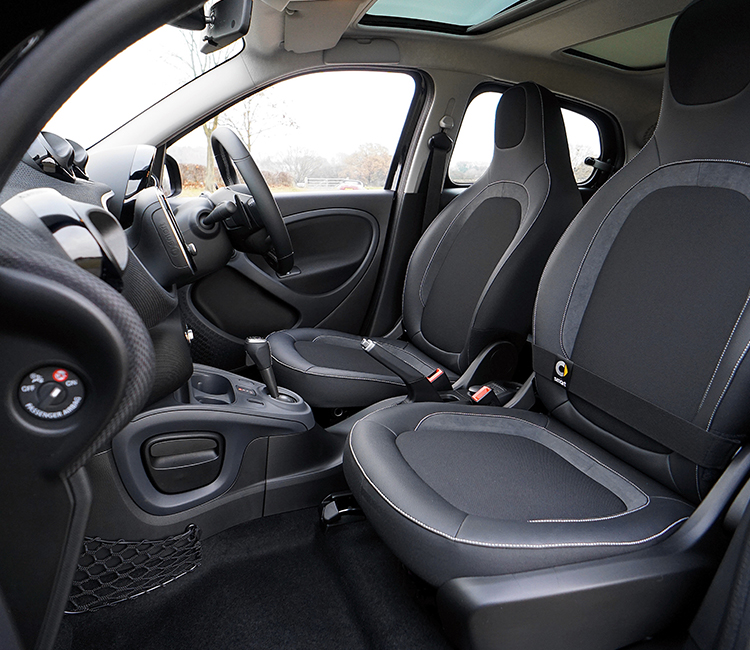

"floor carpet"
[54,508,452,650]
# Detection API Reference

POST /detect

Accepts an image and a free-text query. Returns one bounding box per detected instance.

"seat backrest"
[533,0,750,503]
[402,82,582,374]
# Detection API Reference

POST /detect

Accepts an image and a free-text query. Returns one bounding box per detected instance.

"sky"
[44,25,417,162]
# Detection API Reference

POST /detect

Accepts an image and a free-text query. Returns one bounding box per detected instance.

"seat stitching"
[282,334,439,378]
[417,180,529,307]
[698,290,750,411]
[530,494,691,524]
[696,465,702,501]
[652,495,694,506]
[556,159,750,358]
[666,454,678,493]
[468,84,553,351]
[380,342,437,372]
[349,431,687,549]
[271,354,403,385]
[350,398,407,433]
[558,193,624,357]
[414,411,649,501]
[527,500,649,524]
[311,334,360,344]
[707,338,750,429]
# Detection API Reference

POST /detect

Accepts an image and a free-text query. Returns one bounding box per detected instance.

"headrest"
[667,0,750,106]
[495,85,527,149]
[654,0,750,163]
[485,81,574,185]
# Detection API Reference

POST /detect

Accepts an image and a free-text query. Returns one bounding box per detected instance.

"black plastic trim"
[437,447,750,650]
[112,365,313,515]
[564,48,666,72]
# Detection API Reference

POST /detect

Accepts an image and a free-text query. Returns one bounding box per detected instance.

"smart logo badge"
[553,360,569,388]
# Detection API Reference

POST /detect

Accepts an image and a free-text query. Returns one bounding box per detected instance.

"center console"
[109,362,346,526]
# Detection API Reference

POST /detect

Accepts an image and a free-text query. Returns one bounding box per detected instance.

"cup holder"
[191,372,235,405]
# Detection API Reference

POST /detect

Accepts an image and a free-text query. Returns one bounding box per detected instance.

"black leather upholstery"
[344,0,750,587]
[345,403,693,585]
[267,328,456,408]
[269,82,582,408]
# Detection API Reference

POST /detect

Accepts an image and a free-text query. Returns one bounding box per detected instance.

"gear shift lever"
[245,337,280,399]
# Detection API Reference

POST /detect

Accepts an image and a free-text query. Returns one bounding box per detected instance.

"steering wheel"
[211,126,294,275]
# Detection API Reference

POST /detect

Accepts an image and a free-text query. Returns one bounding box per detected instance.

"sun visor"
[284,0,362,53]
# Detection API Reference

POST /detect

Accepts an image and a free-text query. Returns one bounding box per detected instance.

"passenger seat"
[268,82,582,409]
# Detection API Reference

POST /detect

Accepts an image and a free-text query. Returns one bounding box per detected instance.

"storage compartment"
[190,371,235,405]
[142,432,224,494]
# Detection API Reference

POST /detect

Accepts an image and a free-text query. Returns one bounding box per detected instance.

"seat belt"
[421,116,454,233]
[532,345,739,469]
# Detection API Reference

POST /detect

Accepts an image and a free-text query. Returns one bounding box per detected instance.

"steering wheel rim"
[211,126,294,274]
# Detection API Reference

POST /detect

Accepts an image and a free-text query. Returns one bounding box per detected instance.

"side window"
[169,70,416,196]
[448,90,602,185]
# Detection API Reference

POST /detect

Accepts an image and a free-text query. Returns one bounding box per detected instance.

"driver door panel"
[182,190,392,368]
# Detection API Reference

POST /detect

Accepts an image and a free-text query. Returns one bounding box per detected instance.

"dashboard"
[0,132,237,405]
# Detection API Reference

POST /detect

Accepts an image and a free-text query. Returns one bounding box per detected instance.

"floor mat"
[54,508,451,650]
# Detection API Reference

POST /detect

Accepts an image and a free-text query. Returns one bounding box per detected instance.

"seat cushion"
[268,328,456,408]
[344,403,694,586]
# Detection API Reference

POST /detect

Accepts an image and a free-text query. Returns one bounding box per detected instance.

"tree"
[169,30,237,191]
[224,87,298,154]
[344,143,391,187]
[278,147,326,185]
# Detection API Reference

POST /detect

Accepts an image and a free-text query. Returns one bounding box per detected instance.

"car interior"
[1,0,750,649]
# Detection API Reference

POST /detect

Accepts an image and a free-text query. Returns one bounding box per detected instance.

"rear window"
[448,90,602,185]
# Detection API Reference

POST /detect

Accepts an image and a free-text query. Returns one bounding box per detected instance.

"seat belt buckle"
[426,367,452,391]
[470,385,501,406]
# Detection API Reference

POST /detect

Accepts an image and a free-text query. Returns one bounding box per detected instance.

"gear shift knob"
[245,337,280,399]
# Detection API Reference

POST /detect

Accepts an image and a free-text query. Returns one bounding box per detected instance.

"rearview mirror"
[201,0,252,53]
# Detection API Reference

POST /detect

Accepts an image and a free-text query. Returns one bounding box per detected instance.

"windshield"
[44,25,242,148]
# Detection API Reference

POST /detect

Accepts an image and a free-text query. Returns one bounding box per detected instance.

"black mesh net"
[66,524,201,613]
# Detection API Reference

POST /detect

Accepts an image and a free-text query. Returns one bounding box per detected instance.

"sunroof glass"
[566,16,677,71]
[365,0,525,28]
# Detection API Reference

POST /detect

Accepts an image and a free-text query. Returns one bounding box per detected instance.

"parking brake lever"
[245,337,280,399]
[361,339,441,403]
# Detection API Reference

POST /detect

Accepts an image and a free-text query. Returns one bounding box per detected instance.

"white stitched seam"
[695,465,702,501]
[527,495,690,524]
[380,342,435,371]
[350,430,687,549]
[666,454,678,493]
[417,180,529,306]
[306,335,435,374]
[311,334,361,345]
[556,159,750,358]
[707,338,750,429]
[349,398,407,434]
[528,500,649,524]
[270,354,403,385]
[306,334,440,375]
[558,189,630,357]
[414,411,649,502]
[452,84,549,349]
[698,290,750,411]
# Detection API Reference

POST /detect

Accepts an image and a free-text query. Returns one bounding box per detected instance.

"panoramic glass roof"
[567,16,677,71]
[363,0,527,31]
